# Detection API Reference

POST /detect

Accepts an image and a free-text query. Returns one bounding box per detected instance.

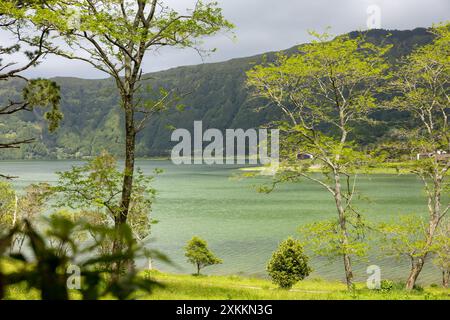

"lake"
[1,160,443,285]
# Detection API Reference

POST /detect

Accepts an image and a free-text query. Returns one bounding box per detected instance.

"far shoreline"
[0,158,429,176]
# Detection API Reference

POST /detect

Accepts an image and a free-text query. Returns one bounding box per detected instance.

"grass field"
[4,270,449,300]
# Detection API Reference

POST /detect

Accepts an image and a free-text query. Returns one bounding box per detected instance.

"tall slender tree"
[247,31,391,289]
[386,23,450,290]
[5,0,233,268]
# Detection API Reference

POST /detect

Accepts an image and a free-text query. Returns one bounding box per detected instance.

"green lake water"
[1,160,444,285]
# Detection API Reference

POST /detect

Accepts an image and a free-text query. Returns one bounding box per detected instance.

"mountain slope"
[0,28,434,159]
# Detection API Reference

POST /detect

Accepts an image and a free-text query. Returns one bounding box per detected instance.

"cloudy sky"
[7,0,450,79]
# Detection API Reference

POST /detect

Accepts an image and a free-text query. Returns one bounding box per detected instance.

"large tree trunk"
[406,257,425,290]
[333,172,353,290]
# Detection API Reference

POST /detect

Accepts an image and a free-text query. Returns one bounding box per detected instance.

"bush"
[267,237,312,289]
[380,280,394,292]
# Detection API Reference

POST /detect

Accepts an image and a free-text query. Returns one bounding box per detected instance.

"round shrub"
[267,237,312,289]
[380,280,394,292]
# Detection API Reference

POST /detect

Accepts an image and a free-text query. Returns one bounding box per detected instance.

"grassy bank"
[4,270,449,300]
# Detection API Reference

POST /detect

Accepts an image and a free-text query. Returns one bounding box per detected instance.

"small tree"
[53,151,158,272]
[54,152,156,242]
[377,215,430,289]
[185,236,222,275]
[267,237,312,289]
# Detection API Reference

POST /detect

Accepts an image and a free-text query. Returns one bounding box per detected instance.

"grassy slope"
[5,270,449,300]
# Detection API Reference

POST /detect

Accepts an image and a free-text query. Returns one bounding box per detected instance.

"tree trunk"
[112,93,136,275]
[119,100,136,224]
[197,264,200,276]
[406,257,425,290]
[405,173,443,290]
[443,270,449,289]
[333,172,353,290]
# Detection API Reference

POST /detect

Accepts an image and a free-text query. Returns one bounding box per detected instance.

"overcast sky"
[5,0,450,79]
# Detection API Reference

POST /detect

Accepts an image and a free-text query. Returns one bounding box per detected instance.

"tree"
[53,152,157,260]
[184,236,222,275]
[267,237,311,289]
[385,23,450,290]
[433,219,449,288]
[0,1,62,178]
[247,31,391,289]
[5,0,233,263]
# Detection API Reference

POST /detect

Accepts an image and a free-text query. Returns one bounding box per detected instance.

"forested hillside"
[0,28,433,159]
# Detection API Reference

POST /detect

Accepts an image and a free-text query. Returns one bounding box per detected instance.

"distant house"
[416,150,450,162]
[297,153,314,160]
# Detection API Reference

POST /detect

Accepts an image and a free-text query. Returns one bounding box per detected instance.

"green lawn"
[4,270,449,300]
[140,271,449,300]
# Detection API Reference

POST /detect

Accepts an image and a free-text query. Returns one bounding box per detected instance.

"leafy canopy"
[246,30,392,187]
[184,236,222,275]
[267,237,312,289]
[53,152,158,241]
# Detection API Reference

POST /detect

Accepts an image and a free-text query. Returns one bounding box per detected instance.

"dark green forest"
[0,28,434,159]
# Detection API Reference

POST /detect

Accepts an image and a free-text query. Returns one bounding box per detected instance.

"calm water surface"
[1,160,443,284]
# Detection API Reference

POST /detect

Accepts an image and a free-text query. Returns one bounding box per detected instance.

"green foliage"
[377,215,428,260]
[299,219,368,261]
[378,23,450,290]
[53,152,157,243]
[23,79,63,133]
[267,237,312,289]
[0,181,16,229]
[0,181,51,235]
[184,236,222,275]
[247,30,391,175]
[0,0,234,157]
[380,280,394,292]
[247,30,392,288]
[432,219,450,287]
[384,23,450,164]
[0,2,63,171]
[0,216,162,300]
